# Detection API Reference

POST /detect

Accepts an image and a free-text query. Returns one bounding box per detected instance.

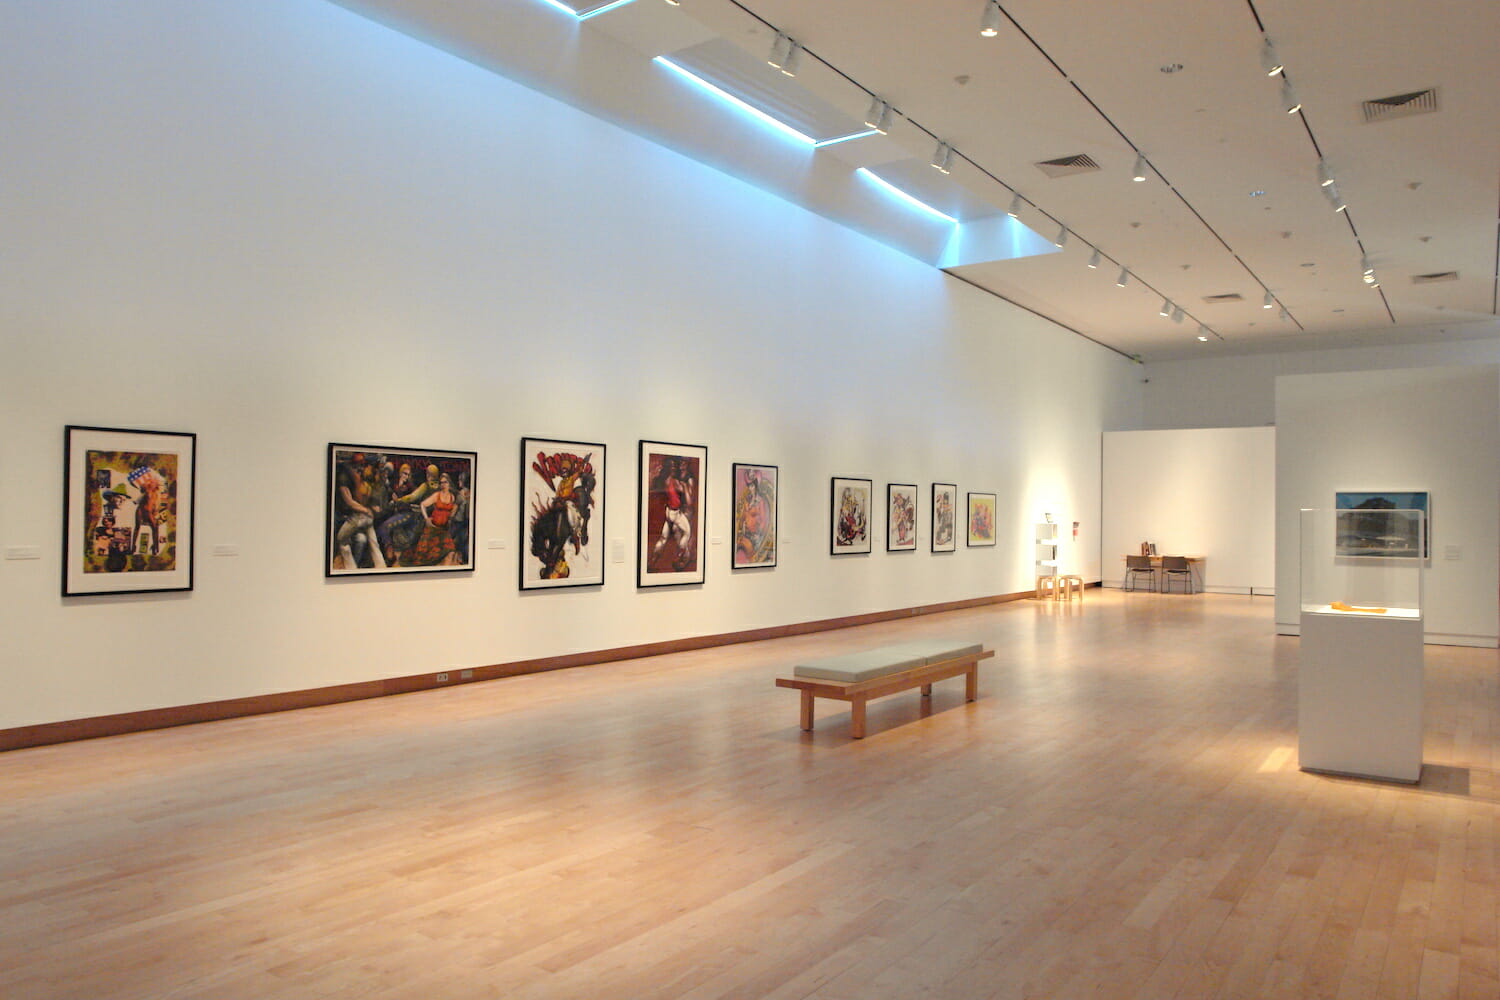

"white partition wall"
[1101,428,1275,593]
[0,0,1139,731]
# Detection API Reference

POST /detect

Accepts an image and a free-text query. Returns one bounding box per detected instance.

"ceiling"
[337,0,1499,361]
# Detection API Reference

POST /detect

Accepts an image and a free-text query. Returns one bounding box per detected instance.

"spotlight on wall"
[1087,249,1102,269]
[931,142,953,174]
[1131,153,1148,182]
[1116,268,1129,288]
[1260,38,1284,77]
[1171,306,1185,323]
[1317,159,1334,187]
[1007,192,1024,218]
[1281,78,1302,114]
[980,0,1001,37]
[780,40,802,77]
[1263,290,1274,309]
[767,32,788,69]
[863,97,892,134]
[1053,225,1068,249]
[1159,298,1172,317]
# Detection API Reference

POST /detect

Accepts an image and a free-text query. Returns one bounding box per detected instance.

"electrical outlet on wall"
[435,673,449,683]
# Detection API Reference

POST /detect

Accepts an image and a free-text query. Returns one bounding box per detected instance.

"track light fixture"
[1159,298,1172,317]
[1361,255,1375,277]
[1279,307,1289,320]
[1087,249,1102,269]
[780,39,802,77]
[863,97,892,134]
[1281,78,1301,114]
[1317,160,1334,187]
[1053,225,1068,249]
[1197,323,1210,341]
[767,33,788,69]
[1131,153,1148,182]
[1263,291,1274,309]
[664,0,680,5]
[1260,38,1284,77]
[931,142,953,174]
[980,0,1001,37]
[1116,268,1129,288]
[1171,306,1185,323]
[1325,183,1347,213]
[1007,192,1023,218]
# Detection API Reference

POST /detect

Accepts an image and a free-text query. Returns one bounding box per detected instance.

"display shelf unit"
[1035,522,1060,578]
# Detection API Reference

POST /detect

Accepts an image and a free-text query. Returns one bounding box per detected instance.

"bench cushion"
[792,647,927,683]
[879,639,984,666]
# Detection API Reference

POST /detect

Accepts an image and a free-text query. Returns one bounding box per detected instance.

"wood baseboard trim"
[1,589,1036,752]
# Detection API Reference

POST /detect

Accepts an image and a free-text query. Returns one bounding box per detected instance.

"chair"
[1123,555,1156,592]
[1160,556,1193,594]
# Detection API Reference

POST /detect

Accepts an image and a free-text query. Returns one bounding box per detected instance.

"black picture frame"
[520,437,606,589]
[638,440,708,587]
[887,483,918,552]
[931,483,958,553]
[731,462,778,570]
[830,476,873,555]
[327,443,476,576]
[966,492,997,547]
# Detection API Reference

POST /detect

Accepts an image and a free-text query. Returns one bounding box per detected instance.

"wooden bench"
[775,640,994,739]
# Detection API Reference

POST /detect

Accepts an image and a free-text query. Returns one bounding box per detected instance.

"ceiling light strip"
[653,57,816,145]
[856,168,959,225]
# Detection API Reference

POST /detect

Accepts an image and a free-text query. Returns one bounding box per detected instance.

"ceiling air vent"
[1034,154,1100,178]
[1201,293,1244,304]
[1411,271,1459,284]
[1361,88,1439,124]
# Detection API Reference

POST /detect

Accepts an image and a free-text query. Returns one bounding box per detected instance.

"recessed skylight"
[533,0,638,21]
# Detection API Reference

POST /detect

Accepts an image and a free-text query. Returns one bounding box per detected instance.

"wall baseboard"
[0,585,1085,752]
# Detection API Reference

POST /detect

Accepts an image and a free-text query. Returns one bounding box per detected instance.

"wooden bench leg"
[920,683,933,697]
[850,697,867,739]
[799,690,815,731]
[965,663,978,702]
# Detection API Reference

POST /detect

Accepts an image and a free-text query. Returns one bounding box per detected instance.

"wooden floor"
[2,592,1497,999]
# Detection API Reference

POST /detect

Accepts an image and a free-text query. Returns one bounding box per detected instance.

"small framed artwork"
[887,483,918,551]
[931,483,958,553]
[830,476,873,555]
[327,444,475,576]
[638,440,707,587]
[967,492,997,547]
[731,462,778,569]
[63,425,196,596]
[521,438,605,589]
[1335,491,1429,559]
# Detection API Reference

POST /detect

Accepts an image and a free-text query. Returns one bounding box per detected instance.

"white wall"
[1141,327,1500,429]
[0,0,1139,730]
[1101,428,1276,593]
[1274,366,1499,646]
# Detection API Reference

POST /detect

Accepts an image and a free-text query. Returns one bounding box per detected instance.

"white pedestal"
[1298,608,1424,783]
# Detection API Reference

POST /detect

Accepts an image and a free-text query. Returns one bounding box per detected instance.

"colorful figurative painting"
[887,483,918,552]
[522,438,605,589]
[830,477,873,555]
[1335,490,1429,559]
[931,483,958,553]
[327,444,475,576]
[638,441,707,587]
[64,425,196,596]
[967,492,997,547]
[731,463,778,570]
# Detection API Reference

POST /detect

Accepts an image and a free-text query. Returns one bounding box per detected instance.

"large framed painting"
[931,483,958,553]
[830,476,872,555]
[327,444,475,576]
[731,462,778,570]
[1335,491,1429,559]
[966,492,997,547]
[638,440,707,587]
[887,483,918,552]
[521,438,605,589]
[63,425,196,596]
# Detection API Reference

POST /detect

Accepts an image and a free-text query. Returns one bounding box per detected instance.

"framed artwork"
[887,483,918,551]
[830,476,873,555]
[638,440,707,587]
[1335,491,1429,559]
[731,463,778,569]
[966,492,997,547]
[63,425,196,596]
[931,483,958,553]
[327,444,475,576]
[521,438,605,589]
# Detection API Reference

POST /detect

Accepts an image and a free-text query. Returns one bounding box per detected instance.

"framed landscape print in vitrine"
[966,492,997,547]
[63,425,196,596]
[521,438,605,589]
[327,444,475,576]
[931,483,958,553]
[638,440,707,587]
[887,483,917,551]
[830,477,872,555]
[731,462,778,569]
[1335,490,1429,559]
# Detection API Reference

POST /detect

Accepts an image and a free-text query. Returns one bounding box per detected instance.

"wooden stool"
[1035,574,1059,600]
[1059,574,1084,601]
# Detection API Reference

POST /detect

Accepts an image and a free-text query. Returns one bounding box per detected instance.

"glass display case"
[1299,507,1424,619]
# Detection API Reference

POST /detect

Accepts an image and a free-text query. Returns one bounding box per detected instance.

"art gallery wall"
[1140,325,1500,429]
[1100,428,1275,594]
[0,0,1140,730]
[1274,365,1500,646]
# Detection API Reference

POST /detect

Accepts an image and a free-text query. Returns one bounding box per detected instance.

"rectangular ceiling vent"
[1361,88,1439,123]
[1034,154,1100,178]
[1201,293,1244,304]
[1411,271,1459,284]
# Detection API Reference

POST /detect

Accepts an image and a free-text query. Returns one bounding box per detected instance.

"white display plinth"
[1298,609,1424,783]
